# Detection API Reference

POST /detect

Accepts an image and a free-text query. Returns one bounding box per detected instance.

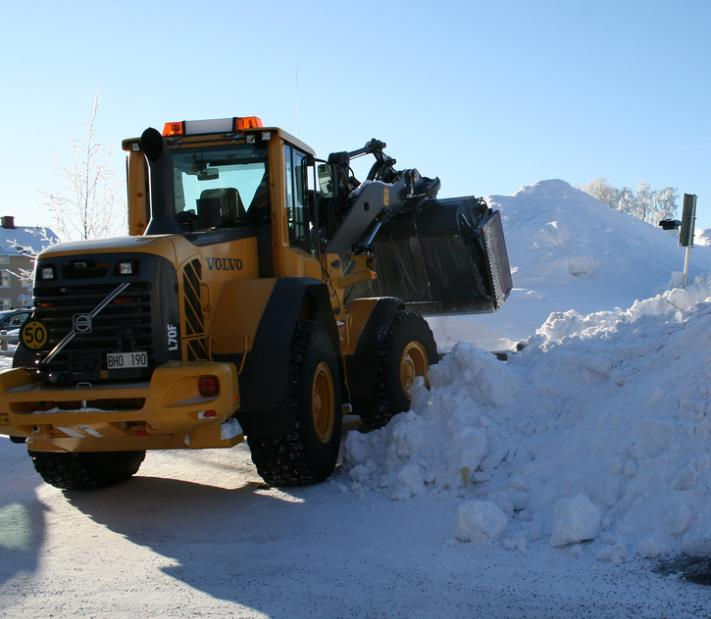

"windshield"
[171,144,270,230]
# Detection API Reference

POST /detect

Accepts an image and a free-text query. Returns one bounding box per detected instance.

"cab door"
[280,143,322,279]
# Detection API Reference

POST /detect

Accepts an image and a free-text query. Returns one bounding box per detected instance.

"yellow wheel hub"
[312,362,335,444]
[400,341,429,396]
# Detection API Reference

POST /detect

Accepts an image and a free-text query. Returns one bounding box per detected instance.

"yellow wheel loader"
[0,116,512,490]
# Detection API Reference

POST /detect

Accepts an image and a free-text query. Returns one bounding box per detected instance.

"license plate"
[106,352,148,369]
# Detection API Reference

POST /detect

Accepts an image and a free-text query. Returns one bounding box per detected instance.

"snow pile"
[549,494,601,547]
[430,179,711,349]
[455,500,508,543]
[343,276,711,560]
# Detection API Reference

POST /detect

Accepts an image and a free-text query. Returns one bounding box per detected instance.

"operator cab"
[123,116,331,281]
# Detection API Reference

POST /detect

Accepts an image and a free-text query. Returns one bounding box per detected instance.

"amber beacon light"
[162,116,263,137]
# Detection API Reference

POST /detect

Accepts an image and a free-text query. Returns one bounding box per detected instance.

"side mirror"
[317,163,335,198]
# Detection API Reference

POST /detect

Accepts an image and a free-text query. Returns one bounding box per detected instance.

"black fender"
[345,297,404,411]
[227,277,339,437]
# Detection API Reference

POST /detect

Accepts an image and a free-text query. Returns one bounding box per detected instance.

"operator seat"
[197,188,245,228]
[247,176,270,224]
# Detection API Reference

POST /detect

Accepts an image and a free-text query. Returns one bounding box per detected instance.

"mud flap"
[362,197,512,314]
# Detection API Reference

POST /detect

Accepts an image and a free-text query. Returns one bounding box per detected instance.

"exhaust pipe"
[140,127,182,235]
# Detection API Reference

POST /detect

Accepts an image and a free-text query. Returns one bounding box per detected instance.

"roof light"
[234,116,263,130]
[185,118,233,134]
[162,121,185,136]
[161,116,264,137]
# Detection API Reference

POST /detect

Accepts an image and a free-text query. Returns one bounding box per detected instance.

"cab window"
[171,144,270,231]
[284,144,308,247]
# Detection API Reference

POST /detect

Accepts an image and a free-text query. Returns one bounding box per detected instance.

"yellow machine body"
[0,124,380,453]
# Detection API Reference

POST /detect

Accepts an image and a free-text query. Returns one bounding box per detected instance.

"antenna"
[295,67,300,131]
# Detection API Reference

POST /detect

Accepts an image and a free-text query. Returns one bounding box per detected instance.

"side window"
[9,313,27,326]
[284,144,308,247]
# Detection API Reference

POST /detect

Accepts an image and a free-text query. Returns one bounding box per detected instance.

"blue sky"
[1,0,710,230]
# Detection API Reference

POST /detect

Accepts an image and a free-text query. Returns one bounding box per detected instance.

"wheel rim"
[400,341,429,396]
[312,362,335,444]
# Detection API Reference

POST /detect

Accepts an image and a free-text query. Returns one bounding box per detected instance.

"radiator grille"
[33,282,153,381]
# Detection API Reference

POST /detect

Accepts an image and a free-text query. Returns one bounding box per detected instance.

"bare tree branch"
[42,89,125,241]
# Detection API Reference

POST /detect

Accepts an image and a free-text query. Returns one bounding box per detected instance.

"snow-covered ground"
[2,180,711,617]
[2,440,710,618]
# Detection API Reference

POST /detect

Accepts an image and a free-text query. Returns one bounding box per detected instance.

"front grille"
[34,282,153,382]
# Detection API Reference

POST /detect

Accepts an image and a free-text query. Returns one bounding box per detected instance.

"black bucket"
[356,196,512,314]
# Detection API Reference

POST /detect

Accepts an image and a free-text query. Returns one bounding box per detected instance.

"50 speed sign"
[20,319,49,350]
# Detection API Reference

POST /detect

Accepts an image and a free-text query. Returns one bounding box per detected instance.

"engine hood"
[39,235,180,262]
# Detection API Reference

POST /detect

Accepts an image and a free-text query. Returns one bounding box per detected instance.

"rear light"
[198,376,219,397]
[162,121,185,136]
[234,116,263,130]
[198,410,218,420]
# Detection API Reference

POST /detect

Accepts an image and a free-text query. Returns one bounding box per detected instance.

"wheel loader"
[0,116,512,490]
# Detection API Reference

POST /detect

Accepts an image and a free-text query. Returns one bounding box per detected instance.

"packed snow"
[345,271,711,562]
[346,179,711,565]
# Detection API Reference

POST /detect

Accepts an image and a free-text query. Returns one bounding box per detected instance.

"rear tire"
[247,321,342,486]
[29,450,146,490]
[357,310,437,430]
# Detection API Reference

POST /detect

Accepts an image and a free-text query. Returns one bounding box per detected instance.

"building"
[0,216,59,309]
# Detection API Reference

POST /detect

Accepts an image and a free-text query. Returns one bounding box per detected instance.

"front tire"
[29,450,146,490]
[247,321,342,486]
[358,310,437,429]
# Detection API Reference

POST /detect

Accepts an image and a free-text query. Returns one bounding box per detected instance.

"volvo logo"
[73,313,93,334]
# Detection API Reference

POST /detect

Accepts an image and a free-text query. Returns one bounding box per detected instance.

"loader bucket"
[364,196,512,314]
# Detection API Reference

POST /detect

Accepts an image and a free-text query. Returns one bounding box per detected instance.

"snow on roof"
[0,226,59,257]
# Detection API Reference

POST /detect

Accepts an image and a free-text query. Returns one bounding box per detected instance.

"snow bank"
[549,494,601,547]
[455,500,508,543]
[343,275,711,561]
[429,179,711,349]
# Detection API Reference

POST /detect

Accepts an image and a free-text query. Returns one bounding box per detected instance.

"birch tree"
[581,178,678,224]
[44,91,125,240]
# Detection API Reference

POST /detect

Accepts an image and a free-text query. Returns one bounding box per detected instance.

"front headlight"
[117,260,138,276]
[39,265,56,281]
